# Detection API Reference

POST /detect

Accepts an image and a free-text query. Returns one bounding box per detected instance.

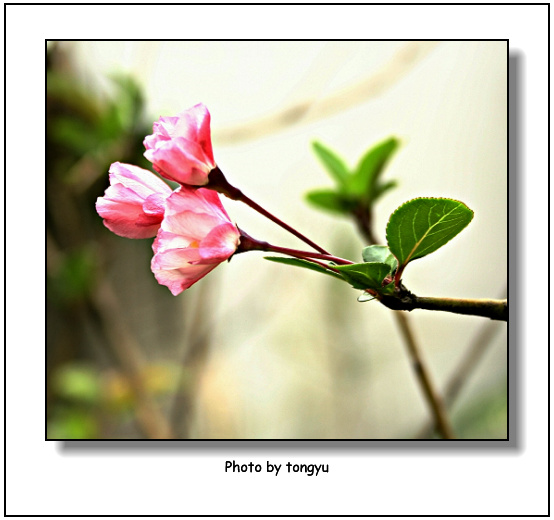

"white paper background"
[4,3,549,516]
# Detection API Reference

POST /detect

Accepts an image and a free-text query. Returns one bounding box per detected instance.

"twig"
[378,288,508,322]
[91,279,175,439]
[416,290,506,438]
[394,312,455,439]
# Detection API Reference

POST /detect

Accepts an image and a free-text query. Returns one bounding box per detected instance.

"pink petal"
[143,140,212,186]
[151,260,217,296]
[197,223,240,263]
[163,211,221,240]
[151,246,202,269]
[109,162,172,198]
[96,198,160,239]
[164,187,229,222]
[142,193,167,216]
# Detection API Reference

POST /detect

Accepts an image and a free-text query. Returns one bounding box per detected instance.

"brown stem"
[416,315,504,438]
[413,296,508,321]
[352,205,378,245]
[379,289,508,322]
[393,312,456,439]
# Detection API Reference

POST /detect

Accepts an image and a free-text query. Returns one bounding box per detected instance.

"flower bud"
[96,162,172,239]
[143,103,216,186]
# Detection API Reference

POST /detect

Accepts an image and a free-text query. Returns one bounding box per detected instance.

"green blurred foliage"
[453,383,508,439]
[307,137,399,216]
[48,245,97,304]
[47,362,181,439]
[46,43,166,439]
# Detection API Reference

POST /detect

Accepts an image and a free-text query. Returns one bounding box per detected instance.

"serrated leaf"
[347,137,399,199]
[334,262,391,290]
[264,256,346,282]
[305,189,358,214]
[311,141,351,186]
[361,245,398,272]
[386,197,474,268]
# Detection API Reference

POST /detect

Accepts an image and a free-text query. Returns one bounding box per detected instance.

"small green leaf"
[386,197,474,268]
[347,137,399,199]
[264,256,346,282]
[380,281,396,296]
[361,245,398,272]
[305,189,358,214]
[311,141,350,186]
[334,262,391,290]
[357,280,395,301]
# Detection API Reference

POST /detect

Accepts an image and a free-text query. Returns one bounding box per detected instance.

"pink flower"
[151,186,240,295]
[143,103,216,186]
[96,162,173,239]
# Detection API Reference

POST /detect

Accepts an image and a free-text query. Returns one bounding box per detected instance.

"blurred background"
[46,41,507,439]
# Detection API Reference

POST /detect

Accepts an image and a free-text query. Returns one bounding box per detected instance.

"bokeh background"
[46,40,507,440]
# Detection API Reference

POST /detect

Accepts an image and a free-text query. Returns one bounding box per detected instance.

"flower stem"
[236,229,352,266]
[207,166,330,254]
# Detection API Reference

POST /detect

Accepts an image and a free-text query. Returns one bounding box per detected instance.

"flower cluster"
[96,104,240,295]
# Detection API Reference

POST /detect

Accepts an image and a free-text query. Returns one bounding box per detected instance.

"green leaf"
[357,280,395,301]
[311,141,351,186]
[347,137,399,199]
[361,245,398,272]
[305,189,358,214]
[374,179,398,199]
[264,256,346,282]
[386,197,474,268]
[380,281,396,296]
[334,262,391,290]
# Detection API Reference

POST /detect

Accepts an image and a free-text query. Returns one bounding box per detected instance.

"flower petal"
[109,162,172,198]
[151,260,217,296]
[198,223,241,263]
